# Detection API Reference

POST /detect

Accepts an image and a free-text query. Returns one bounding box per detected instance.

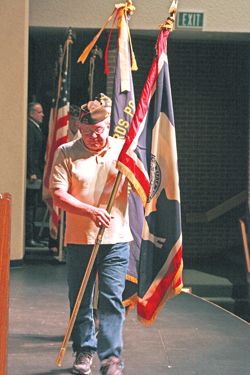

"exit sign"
[177,12,204,29]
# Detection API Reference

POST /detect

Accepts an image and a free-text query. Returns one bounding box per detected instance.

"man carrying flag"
[53,2,182,374]
[50,98,133,375]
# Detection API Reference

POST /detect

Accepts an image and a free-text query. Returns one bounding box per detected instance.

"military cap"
[79,100,109,125]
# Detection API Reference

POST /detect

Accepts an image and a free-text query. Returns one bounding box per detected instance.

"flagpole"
[54,30,74,125]
[56,29,73,262]
[88,45,103,100]
[86,39,104,321]
[56,172,122,367]
[57,210,65,262]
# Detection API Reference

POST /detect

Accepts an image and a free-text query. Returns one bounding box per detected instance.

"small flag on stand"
[42,31,73,239]
[117,4,183,324]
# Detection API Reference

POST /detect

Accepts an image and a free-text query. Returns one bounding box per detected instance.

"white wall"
[0,1,29,261]
[29,0,250,33]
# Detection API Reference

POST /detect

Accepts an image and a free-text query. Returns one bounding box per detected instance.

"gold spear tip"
[169,0,178,15]
[160,0,178,31]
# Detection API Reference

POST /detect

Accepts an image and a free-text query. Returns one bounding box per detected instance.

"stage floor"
[8,262,250,375]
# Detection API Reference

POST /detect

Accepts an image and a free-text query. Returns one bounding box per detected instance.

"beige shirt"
[50,136,133,245]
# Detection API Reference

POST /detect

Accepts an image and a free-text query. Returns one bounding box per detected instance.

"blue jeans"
[67,242,129,361]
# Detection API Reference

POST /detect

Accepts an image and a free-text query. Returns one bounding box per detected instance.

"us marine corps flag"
[108,2,142,309]
[117,15,183,324]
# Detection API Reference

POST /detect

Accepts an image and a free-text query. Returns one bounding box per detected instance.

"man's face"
[30,104,44,124]
[69,115,79,135]
[79,119,110,151]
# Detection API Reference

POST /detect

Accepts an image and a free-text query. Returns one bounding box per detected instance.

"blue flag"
[117,29,183,324]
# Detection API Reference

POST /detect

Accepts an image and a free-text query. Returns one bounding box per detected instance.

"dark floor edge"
[10,259,24,268]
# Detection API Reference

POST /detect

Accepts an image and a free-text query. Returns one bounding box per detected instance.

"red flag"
[117,29,183,324]
[43,36,72,239]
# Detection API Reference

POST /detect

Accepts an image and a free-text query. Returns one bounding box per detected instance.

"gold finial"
[160,0,178,31]
[115,1,135,15]
[125,0,135,15]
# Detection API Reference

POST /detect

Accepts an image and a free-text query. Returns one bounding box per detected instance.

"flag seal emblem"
[148,154,161,202]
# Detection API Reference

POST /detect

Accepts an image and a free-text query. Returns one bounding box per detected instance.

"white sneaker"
[72,351,94,375]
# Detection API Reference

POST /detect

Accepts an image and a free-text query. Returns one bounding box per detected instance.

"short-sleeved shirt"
[50,136,133,245]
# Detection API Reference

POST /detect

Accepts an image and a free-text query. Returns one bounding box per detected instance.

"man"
[50,97,132,375]
[68,104,82,142]
[26,102,45,247]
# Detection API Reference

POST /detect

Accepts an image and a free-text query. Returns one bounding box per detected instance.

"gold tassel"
[77,0,137,68]
[131,50,138,71]
[77,9,116,64]
[124,2,138,72]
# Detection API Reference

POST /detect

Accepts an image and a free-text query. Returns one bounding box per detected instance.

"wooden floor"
[8,261,250,375]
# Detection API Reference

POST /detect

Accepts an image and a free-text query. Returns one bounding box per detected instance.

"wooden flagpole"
[53,29,73,258]
[57,210,65,262]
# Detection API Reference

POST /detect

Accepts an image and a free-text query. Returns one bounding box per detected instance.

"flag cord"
[104,8,120,75]
[77,0,136,66]
[124,10,138,71]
